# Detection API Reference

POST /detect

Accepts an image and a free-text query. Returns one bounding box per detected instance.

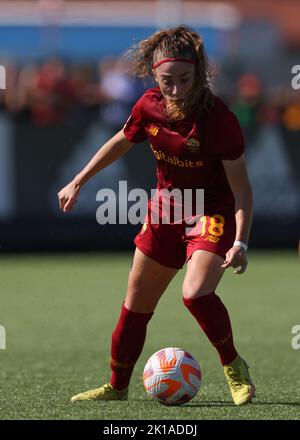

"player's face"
[153,61,196,103]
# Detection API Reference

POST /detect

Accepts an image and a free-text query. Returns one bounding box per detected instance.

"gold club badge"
[186,137,200,153]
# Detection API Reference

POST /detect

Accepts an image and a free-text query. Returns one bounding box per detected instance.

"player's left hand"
[221,246,248,274]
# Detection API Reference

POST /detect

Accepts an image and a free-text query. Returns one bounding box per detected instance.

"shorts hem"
[186,245,226,264]
[134,240,183,270]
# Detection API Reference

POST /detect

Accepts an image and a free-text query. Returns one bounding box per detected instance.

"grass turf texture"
[0,251,299,420]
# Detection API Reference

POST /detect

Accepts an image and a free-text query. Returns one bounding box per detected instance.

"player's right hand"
[58,180,80,212]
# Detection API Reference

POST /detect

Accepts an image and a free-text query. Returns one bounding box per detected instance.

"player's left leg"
[182,249,255,405]
[183,250,237,366]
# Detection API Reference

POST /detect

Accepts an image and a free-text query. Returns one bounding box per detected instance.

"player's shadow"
[183,401,235,407]
[140,399,300,407]
[141,400,235,407]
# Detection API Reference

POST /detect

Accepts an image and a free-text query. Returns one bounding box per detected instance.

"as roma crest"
[186,137,200,153]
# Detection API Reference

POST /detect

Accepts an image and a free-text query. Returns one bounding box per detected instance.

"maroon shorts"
[134,207,236,269]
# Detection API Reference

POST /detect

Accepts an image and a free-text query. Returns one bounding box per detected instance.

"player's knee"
[182,282,212,301]
[125,285,159,313]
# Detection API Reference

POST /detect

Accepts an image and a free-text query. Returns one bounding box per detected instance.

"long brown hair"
[125,25,214,120]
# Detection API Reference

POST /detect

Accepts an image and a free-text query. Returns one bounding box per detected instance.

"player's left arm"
[221,154,253,274]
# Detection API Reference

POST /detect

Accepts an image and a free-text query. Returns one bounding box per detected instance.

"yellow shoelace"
[226,367,244,391]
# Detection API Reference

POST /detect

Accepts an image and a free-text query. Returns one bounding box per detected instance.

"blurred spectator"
[0,55,299,141]
[282,101,300,131]
[28,58,76,126]
[230,73,264,145]
[98,57,145,130]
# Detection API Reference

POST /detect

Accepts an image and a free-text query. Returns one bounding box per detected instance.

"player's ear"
[152,70,158,82]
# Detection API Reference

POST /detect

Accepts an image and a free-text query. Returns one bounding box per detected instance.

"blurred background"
[0,0,299,252]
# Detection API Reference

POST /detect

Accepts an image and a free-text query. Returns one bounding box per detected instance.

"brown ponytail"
[125,25,214,120]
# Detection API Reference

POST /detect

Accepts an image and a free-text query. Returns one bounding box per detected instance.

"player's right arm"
[58,129,133,212]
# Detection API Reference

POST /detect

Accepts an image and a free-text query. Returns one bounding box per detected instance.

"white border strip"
[0,1,240,30]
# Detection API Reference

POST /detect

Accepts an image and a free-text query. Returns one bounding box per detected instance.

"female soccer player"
[58,26,255,405]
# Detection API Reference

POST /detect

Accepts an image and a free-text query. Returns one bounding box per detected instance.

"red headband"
[152,57,197,69]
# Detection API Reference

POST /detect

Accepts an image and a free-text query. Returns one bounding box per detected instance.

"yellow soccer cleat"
[224,355,255,405]
[71,383,128,402]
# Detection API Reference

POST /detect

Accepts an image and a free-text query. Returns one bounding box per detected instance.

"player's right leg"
[183,208,255,405]
[71,248,177,402]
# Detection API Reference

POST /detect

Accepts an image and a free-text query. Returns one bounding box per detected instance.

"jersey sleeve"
[123,97,148,143]
[207,98,245,161]
[219,110,245,160]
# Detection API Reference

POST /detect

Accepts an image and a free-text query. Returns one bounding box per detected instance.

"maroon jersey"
[123,87,244,208]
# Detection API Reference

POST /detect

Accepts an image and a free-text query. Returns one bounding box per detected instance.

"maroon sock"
[110,303,153,390]
[183,292,237,366]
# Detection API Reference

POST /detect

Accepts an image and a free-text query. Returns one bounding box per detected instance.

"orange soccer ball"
[143,347,201,406]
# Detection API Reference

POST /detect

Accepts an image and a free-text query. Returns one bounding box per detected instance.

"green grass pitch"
[0,250,299,420]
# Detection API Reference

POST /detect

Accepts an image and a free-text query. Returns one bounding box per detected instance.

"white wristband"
[233,240,248,252]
